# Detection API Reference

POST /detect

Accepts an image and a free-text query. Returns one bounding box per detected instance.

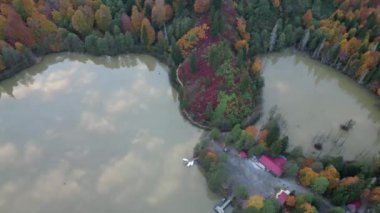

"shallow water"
[0,53,216,213]
[261,52,380,161]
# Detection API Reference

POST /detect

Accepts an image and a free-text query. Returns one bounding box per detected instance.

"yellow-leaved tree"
[246,195,264,209]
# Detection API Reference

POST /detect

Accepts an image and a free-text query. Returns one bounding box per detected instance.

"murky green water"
[0,53,215,213]
[261,52,380,161]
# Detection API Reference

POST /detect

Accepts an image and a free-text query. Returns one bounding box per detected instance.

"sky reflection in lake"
[0,54,215,213]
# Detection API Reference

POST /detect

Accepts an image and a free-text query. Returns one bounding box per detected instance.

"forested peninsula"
[1,0,380,212]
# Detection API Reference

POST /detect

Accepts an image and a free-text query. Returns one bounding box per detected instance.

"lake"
[260,51,380,161]
[1,51,379,212]
[0,53,216,213]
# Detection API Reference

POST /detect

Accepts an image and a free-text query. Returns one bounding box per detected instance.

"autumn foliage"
[246,195,264,209]
[303,9,313,27]
[298,167,318,187]
[176,23,209,56]
[251,57,262,75]
[4,5,36,46]
[141,18,155,46]
[369,187,380,203]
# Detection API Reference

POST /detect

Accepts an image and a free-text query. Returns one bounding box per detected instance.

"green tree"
[276,32,286,50]
[311,161,324,173]
[266,123,280,145]
[311,176,329,195]
[284,160,299,177]
[236,185,248,199]
[248,144,266,156]
[64,32,84,52]
[209,7,224,37]
[327,207,345,213]
[189,52,197,73]
[210,128,221,140]
[85,34,98,54]
[171,43,183,65]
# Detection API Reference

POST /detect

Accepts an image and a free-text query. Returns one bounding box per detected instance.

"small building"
[259,155,287,177]
[239,150,248,159]
[346,200,361,213]
[276,189,290,205]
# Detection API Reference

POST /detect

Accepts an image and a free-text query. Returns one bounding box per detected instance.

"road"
[209,140,332,211]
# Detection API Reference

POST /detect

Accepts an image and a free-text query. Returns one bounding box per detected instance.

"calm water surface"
[261,52,380,161]
[0,53,216,213]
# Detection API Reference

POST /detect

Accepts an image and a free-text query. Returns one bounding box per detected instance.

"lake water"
[1,51,379,213]
[261,52,380,161]
[0,53,216,213]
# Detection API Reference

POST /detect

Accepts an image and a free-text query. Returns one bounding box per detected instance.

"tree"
[71,6,94,36]
[320,165,340,189]
[209,7,223,37]
[311,161,324,172]
[120,13,132,33]
[27,12,58,39]
[246,195,264,209]
[152,0,166,26]
[272,0,280,8]
[131,5,144,33]
[369,187,380,204]
[250,57,262,75]
[327,207,345,213]
[194,0,211,14]
[95,4,112,32]
[312,176,329,194]
[286,195,296,207]
[85,33,98,54]
[262,199,279,213]
[266,123,280,145]
[298,167,318,187]
[0,15,5,40]
[269,139,283,157]
[236,185,248,199]
[248,144,266,156]
[209,128,220,140]
[12,0,36,20]
[284,160,299,177]
[189,52,197,73]
[303,9,313,27]
[4,5,36,46]
[171,42,183,65]
[140,18,155,46]
[64,32,84,52]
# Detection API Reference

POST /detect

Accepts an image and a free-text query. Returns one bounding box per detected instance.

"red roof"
[277,192,288,205]
[347,200,361,212]
[259,155,287,176]
[239,151,248,158]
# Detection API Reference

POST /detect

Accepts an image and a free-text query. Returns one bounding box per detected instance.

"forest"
[0,0,379,129]
[0,0,380,212]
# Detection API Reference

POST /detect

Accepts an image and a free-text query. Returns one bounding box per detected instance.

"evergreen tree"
[190,52,197,73]
[85,34,98,55]
[171,43,183,65]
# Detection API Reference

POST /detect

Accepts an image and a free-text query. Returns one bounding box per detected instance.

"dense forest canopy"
[0,0,379,127]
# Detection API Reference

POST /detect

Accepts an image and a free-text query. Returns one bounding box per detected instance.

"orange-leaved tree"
[319,165,340,189]
[141,17,155,46]
[298,167,318,187]
[251,57,262,75]
[303,9,313,27]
